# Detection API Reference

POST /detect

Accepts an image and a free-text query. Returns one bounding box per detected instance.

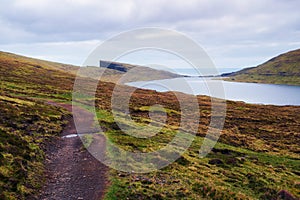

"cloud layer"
[0,0,299,67]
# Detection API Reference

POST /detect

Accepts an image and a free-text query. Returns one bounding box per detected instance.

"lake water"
[162,68,242,76]
[126,77,300,106]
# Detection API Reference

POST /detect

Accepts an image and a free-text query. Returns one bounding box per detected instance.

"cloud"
[0,0,299,67]
[1,0,298,42]
[0,0,137,42]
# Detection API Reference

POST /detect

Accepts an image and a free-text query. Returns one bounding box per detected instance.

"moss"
[81,134,93,148]
[0,95,68,199]
[1,51,299,199]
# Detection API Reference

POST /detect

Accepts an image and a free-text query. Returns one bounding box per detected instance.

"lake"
[126,77,300,106]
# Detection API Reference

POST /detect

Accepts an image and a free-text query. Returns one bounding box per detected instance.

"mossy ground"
[0,51,299,199]
[89,103,299,200]
[0,94,69,199]
[0,52,74,199]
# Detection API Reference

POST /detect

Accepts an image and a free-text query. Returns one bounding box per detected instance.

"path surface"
[32,102,108,200]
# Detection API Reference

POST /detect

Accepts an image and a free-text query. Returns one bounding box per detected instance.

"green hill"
[224,48,300,85]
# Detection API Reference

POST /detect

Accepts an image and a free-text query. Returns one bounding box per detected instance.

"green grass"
[98,107,300,200]
[104,132,300,199]
[225,48,300,85]
[0,51,299,199]
[0,95,69,199]
[81,134,94,148]
[225,74,300,86]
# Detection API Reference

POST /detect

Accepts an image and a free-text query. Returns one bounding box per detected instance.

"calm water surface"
[126,77,300,106]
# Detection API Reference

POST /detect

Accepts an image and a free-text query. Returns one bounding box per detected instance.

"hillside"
[0,51,299,199]
[98,60,181,83]
[0,51,180,84]
[223,49,300,85]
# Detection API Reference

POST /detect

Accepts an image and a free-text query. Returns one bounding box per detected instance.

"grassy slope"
[0,51,299,199]
[94,85,300,200]
[224,48,300,85]
[0,96,68,199]
[0,52,76,199]
[0,51,180,84]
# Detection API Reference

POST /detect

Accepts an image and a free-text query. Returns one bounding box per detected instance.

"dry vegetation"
[0,51,299,199]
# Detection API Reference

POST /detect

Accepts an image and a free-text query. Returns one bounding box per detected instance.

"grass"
[0,94,69,199]
[98,107,300,199]
[0,51,299,199]
[0,51,75,199]
[225,74,300,86]
[72,101,299,199]
[224,48,300,85]
[103,141,299,199]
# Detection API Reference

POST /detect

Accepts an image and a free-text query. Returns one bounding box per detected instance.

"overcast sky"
[0,0,300,69]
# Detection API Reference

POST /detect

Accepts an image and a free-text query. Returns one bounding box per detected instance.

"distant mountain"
[97,60,182,83]
[223,49,300,85]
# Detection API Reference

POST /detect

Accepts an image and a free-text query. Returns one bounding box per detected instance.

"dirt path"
[32,102,108,200]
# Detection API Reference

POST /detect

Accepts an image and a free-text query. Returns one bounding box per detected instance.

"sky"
[0,0,300,69]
